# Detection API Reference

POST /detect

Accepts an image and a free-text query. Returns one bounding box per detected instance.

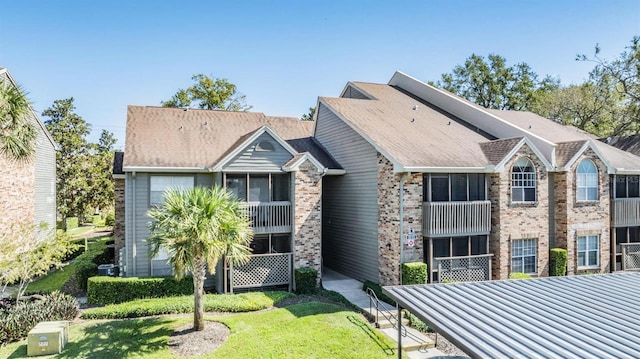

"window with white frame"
[150,176,194,205]
[512,238,537,274]
[511,157,536,202]
[577,159,598,201]
[577,235,599,268]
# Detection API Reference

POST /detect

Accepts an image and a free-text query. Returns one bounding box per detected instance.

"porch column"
[293,160,323,283]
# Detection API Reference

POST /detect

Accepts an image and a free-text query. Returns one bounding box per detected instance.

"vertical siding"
[342,85,371,100]
[315,103,380,282]
[224,132,293,171]
[33,116,56,232]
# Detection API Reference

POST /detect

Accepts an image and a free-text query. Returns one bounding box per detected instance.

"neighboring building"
[0,68,57,238]
[115,106,342,293]
[602,135,640,157]
[314,71,640,285]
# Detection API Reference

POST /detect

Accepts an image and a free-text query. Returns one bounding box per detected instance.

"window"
[255,141,275,151]
[577,160,598,201]
[150,176,194,205]
[224,173,290,202]
[512,239,537,274]
[425,174,486,202]
[226,174,247,201]
[249,234,291,254]
[615,175,640,198]
[511,157,536,202]
[577,235,599,268]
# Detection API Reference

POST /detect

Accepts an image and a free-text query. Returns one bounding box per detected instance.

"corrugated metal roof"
[383,272,640,359]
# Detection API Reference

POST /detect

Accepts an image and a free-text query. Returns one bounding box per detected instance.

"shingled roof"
[123,106,340,170]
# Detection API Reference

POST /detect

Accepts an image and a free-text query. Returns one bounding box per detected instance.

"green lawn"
[25,262,78,294]
[0,302,399,358]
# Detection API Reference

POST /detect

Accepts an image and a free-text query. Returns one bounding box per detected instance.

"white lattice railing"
[622,243,640,271]
[613,198,640,227]
[435,254,493,283]
[227,253,292,293]
[423,200,492,237]
[242,201,292,234]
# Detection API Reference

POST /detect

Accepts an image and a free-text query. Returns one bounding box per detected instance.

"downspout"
[132,171,137,277]
[399,172,411,285]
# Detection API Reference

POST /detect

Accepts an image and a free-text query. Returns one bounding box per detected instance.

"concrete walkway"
[322,268,448,358]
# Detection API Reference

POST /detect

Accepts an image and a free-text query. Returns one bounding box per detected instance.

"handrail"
[366,287,406,336]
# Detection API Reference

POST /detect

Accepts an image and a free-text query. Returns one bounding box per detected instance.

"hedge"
[401,262,427,285]
[362,280,395,306]
[65,217,79,230]
[294,267,317,294]
[509,272,532,280]
[87,276,193,305]
[549,248,568,276]
[74,240,109,290]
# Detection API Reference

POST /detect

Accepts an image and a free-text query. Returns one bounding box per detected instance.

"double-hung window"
[577,160,598,201]
[577,235,599,268]
[512,238,537,274]
[511,157,536,202]
[150,176,194,206]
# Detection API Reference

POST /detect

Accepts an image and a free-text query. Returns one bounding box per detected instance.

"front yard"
[0,300,397,358]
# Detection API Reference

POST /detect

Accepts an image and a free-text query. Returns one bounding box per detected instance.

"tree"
[0,81,37,160]
[162,74,252,111]
[86,130,116,214]
[301,107,315,121]
[577,36,640,135]
[0,222,76,300]
[43,98,91,226]
[147,186,253,331]
[436,53,559,111]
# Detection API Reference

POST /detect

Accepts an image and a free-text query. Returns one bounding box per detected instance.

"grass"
[81,291,294,319]
[0,302,399,358]
[25,262,78,294]
[66,226,94,236]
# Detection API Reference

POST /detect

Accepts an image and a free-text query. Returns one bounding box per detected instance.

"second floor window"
[615,175,640,198]
[511,157,536,202]
[425,173,486,202]
[225,173,290,202]
[577,159,598,201]
[150,176,194,206]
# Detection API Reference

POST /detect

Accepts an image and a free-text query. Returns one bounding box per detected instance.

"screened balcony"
[613,175,640,227]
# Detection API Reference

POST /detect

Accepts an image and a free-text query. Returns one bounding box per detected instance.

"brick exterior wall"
[0,155,36,238]
[554,149,610,275]
[489,144,550,279]
[293,160,323,281]
[377,153,424,286]
[113,177,125,265]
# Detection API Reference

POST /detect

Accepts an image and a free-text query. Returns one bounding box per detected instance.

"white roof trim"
[210,125,299,172]
[123,166,208,173]
[112,174,125,179]
[317,98,407,172]
[402,166,495,173]
[561,140,615,174]
[324,168,346,175]
[282,152,324,172]
[493,137,554,172]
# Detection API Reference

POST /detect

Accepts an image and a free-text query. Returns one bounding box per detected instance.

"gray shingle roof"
[602,135,640,156]
[479,137,523,165]
[113,151,124,175]
[123,106,339,170]
[384,272,640,359]
[286,137,342,170]
[555,140,588,167]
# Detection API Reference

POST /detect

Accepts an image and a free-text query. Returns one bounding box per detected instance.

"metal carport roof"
[383,272,640,358]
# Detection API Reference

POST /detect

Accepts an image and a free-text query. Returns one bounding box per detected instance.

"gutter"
[131,171,137,276]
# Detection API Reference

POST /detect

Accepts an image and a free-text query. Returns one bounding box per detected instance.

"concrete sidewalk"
[322,268,448,358]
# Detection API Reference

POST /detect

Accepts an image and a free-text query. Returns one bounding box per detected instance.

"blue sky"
[1,1,639,149]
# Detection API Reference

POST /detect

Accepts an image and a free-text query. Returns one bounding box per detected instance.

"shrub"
[0,292,78,344]
[362,280,395,306]
[294,267,318,294]
[401,262,427,285]
[74,240,108,290]
[404,311,430,332]
[87,276,193,305]
[105,211,115,227]
[549,248,568,276]
[509,272,532,280]
[82,291,294,319]
[92,215,101,225]
[65,217,79,230]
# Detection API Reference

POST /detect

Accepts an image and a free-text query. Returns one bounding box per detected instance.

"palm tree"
[147,186,253,331]
[0,81,37,160]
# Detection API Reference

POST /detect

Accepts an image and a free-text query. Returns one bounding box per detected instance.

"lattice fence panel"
[231,253,292,289]
[437,256,491,283]
[622,244,640,271]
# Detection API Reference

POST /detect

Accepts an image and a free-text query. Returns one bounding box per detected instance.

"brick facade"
[377,153,424,286]
[293,160,323,281]
[0,155,36,238]
[554,149,610,275]
[113,177,125,265]
[489,144,550,279]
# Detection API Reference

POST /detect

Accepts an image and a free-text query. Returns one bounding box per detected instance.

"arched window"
[255,141,275,152]
[577,159,598,201]
[511,157,536,202]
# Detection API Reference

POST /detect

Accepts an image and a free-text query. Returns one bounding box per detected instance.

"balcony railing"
[622,243,640,271]
[613,198,640,227]
[423,200,491,237]
[434,254,493,283]
[242,201,292,234]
